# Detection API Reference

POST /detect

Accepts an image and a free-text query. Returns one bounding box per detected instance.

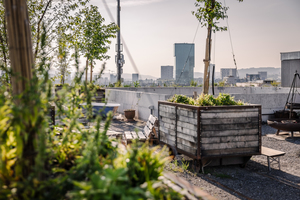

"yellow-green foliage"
[168,93,244,106]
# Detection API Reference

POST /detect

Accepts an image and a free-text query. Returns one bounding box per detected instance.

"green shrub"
[168,93,244,106]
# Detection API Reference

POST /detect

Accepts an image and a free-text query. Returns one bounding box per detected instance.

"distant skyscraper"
[132,73,139,82]
[161,66,173,80]
[258,71,267,80]
[220,68,237,80]
[174,43,194,85]
[110,74,117,83]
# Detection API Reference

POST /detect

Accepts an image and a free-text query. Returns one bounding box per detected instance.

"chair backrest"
[143,115,158,138]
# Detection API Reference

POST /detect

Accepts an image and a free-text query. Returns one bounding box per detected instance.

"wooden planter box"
[158,101,262,166]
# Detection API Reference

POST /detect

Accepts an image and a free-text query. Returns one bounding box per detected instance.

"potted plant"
[124,109,135,121]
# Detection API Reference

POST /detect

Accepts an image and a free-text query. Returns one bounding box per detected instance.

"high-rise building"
[110,74,117,83]
[220,68,237,80]
[132,73,139,82]
[258,71,267,80]
[161,66,173,80]
[174,43,194,85]
[281,51,300,87]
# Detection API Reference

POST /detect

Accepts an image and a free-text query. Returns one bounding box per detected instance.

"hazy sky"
[88,0,300,78]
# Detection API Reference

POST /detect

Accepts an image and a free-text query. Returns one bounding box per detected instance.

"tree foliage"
[193,0,243,32]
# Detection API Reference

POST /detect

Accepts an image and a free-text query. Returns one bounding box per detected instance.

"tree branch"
[34,0,52,61]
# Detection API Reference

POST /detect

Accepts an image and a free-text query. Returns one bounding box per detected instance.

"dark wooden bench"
[261,146,286,171]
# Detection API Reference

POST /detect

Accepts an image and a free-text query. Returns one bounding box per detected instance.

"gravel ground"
[108,118,300,200]
[164,125,300,200]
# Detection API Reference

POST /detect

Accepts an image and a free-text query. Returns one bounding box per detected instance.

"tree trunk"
[4,0,33,95]
[85,58,88,83]
[90,60,93,82]
[4,0,34,178]
[203,26,212,94]
[203,0,215,94]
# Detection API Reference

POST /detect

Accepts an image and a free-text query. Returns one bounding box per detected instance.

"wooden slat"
[177,138,197,149]
[177,143,197,155]
[202,141,259,150]
[125,131,133,140]
[149,114,157,124]
[159,111,176,119]
[131,131,138,140]
[144,126,151,138]
[159,105,176,114]
[177,132,197,143]
[177,121,197,131]
[160,137,175,146]
[160,122,175,130]
[201,117,258,125]
[177,127,197,137]
[160,116,176,125]
[159,126,176,136]
[201,108,259,113]
[137,131,147,141]
[160,132,175,142]
[261,146,285,157]
[178,109,197,118]
[201,129,259,137]
[201,123,258,131]
[146,121,153,130]
[201,111,258,119]
[201,135,258,144]
[177,115,197,124]
[202,147,259,156]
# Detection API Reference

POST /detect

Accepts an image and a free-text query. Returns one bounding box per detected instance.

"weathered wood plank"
[177,127,197,137]
[146,121,153,130]
[159,126,176,136]
[137,131,146,140]
[177,138,197,149]
[178,108,197,118]
[148,114,157,124]
[201,135,258,144]
[201,129,259,137]
[202,141,259,150]
[160,122,175,130]
[160,137,175,146]
[125,131,133,140]
[131,131,138,140]
[160,132,175,142]
[159,110,176,119]
[159,105,176,114]
[177,115,197,124]
[201,108,259,113]
[201,117,258,125]
[201,111,258,119]
[177,132,197,143]
[160,116,176,125]
[177,143,197,155]
[201,123,258,131]
[144,126,151,138]
[177,121,197,131]
[202,147,259,156]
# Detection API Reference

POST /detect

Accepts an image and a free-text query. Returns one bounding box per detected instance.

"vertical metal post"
[116,0,121,82]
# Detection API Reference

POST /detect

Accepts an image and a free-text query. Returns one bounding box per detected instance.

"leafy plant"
[133,81,140,88]
[168,93,244,106]
[190,79,198,87]
[167,94,195,105]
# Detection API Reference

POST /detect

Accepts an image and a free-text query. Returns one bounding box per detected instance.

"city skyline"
[86,0,300,78]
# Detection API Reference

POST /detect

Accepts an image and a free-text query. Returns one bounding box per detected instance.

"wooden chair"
[124,115,158,145]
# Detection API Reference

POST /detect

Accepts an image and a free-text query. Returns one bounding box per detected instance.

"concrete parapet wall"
[106,89,168,121]
[107,87,291,122]
[109,86,290,96]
